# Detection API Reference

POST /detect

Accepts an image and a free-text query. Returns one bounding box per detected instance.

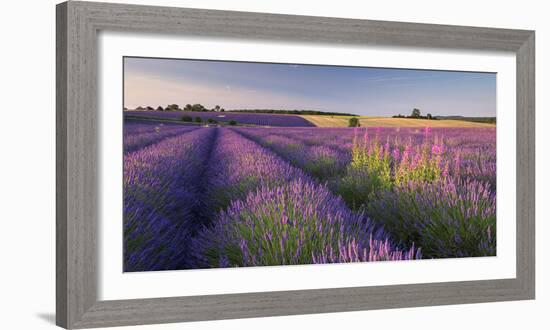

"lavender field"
[124,110,316,127]
[123,120,496,271]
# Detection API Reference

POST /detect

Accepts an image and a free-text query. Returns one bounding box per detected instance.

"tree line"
[392,108,437,120]
[126,104,226,112]
[347,108,437,127]
[230,109,357,116]
[124,105,357,116]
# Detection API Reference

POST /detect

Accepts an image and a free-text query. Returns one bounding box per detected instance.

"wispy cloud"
[124,73,332,110]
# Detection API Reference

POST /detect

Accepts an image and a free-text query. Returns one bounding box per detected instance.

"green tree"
[426,113,433,120]
[411,108,421,118]
[165,104,180,111]
[183,104,193,111]
[194,117,203,123]
[228,120,237,126]
[191,104,207,112]
[348,117,360,127]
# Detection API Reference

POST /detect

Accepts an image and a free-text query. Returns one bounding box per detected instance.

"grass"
[300,115,496,128]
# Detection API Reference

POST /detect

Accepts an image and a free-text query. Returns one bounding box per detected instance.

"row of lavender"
[124,128,217,271]
[124,120,198,153]
[123,125,419,271]
[124,110,316,127]
[234,126,496,258]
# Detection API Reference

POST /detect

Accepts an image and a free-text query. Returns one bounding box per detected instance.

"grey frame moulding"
[56,1,535,329]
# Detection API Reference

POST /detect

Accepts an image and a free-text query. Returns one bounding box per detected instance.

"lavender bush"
[124,128,216,271]
[335,128,444,209]
[192,179,420,268]
[366,178,496,258]
[235,128,350,181]
[203,129,305,212]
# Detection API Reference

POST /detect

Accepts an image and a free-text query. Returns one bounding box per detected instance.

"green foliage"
[303,156,345,180]
[192,104,207,112]
[435,116,496,124]
[228,120,237,126]
[207,118,217,124]
[393,147,442,185]
[393,112,437,120]
[335,141,391,208]
[181,115,192,122]
[348,117,360,127]
[194,116,202,123]
[367,179,496,258]
[335,169,388,210]
[335,134,442,210]
[411,108,421,118]
[165,104,180,111]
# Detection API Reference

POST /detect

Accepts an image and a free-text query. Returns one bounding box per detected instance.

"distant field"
[124,110,315,127]
[301,115,496,128]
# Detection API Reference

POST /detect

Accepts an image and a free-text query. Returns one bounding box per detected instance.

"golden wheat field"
[300,115,495,128]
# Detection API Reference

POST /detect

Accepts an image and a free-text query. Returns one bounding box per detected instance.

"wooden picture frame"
[56,1,535,328]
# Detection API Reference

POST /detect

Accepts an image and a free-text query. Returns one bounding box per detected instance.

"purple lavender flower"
[124,120,198,153]
[192,179,420,267]
[367,177,496,258]
[123,127,216,271]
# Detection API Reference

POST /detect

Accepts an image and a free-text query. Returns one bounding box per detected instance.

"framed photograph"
[56,1,535,328]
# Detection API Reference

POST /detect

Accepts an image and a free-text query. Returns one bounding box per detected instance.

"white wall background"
[0,0,547,329]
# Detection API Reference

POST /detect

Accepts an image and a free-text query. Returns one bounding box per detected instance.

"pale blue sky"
[124,57,496,117]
